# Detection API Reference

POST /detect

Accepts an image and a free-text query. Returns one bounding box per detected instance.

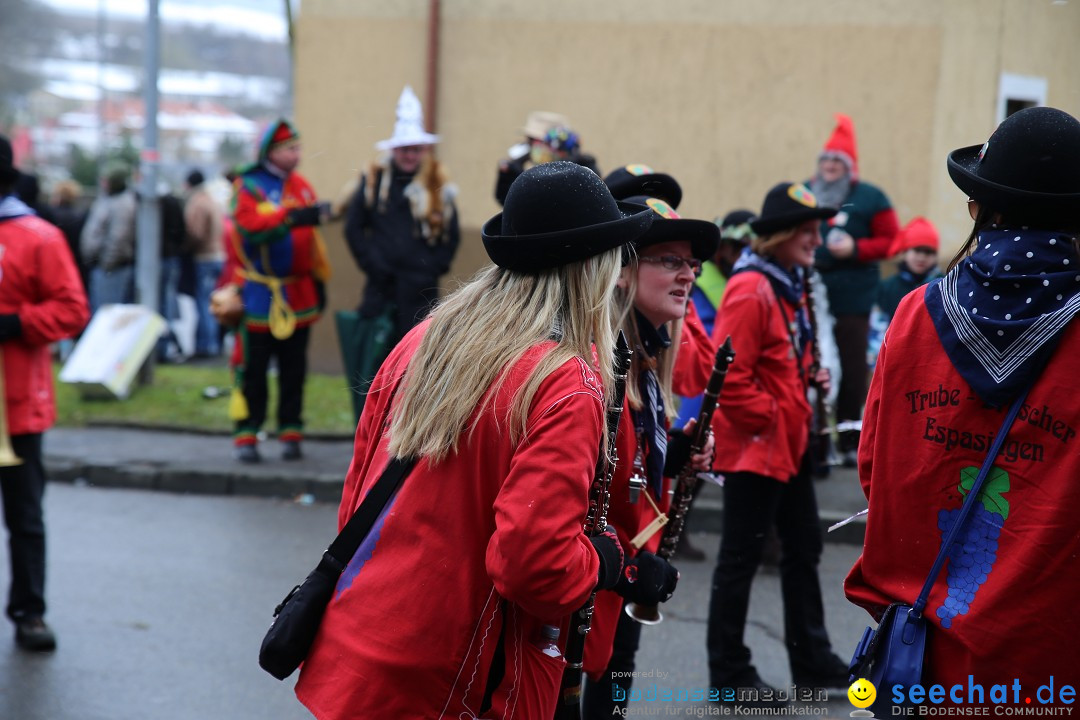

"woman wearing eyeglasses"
[705,183,852,699]
[581,189,719,718]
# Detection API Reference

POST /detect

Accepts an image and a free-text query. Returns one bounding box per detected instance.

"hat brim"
[375,133,440,151]
[750,206,837,236]
[947,144,1080,214]
[608,173,683,209]
[482,201,655,274]
[634,218,719,261]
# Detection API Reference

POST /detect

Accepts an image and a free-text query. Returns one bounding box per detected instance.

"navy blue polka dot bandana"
[924,228,1080,407]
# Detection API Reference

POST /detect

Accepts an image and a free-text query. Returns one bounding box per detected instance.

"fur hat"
[889,216,939,256]
[947,106,1080,226]
[481,161,654,274]
[750,183,837,238]
[621,195,718,261]
[376,86,439,151]
[819,113,859,180]
[604,164,682,209]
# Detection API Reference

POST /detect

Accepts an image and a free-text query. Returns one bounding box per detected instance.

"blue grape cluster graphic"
[934,466,1010,629]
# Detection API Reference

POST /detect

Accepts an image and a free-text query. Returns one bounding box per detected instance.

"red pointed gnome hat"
[889,216,939,256]
[820,113,859,180]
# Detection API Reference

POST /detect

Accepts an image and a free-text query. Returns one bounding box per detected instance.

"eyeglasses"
[638,255,702,275]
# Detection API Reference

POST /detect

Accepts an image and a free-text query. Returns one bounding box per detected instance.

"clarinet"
[804,270,834,477]
[555,331,632,720]
[624,336,735,626]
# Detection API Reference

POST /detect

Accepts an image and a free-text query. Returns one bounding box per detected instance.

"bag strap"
[910,388,1030,616]
[317,455,417,576]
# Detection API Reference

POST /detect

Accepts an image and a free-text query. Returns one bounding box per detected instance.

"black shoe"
[672,536,706,562]
[281,440,302,461]
[235,444,261,463]
[841,449,858,468]
[792,652,851,690]
[15,617,56,652]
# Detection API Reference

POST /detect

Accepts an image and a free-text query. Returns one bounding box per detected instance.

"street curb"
[45,458,346,504]
[45,458,865,545]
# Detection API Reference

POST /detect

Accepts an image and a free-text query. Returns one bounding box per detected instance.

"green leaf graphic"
[958,466,1010,520]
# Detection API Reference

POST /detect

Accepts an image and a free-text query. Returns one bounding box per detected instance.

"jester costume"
[223,119,330,457]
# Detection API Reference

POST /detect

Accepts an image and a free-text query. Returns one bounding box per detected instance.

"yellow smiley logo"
[848,678,877,709]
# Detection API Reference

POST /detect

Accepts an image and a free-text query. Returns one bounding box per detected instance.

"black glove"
[663,429,692,477]
[286,203,328,228]
[590,525,625,591]
[0,314,22,342]
[613,551,679,605]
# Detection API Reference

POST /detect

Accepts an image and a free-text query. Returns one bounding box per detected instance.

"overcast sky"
[39,0,291,41]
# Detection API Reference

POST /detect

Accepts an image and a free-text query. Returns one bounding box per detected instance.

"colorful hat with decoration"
[257,118,300,163]
[522,111,571,141]
[716,209,757,246]
[750,182,838,237]
[605,164,683,209]
[622,194,719,261]
[819,113,859,180]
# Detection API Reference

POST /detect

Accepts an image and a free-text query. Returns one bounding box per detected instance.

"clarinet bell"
[628,473,646,504]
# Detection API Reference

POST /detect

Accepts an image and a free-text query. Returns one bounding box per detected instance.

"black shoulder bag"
[259,455,416,680]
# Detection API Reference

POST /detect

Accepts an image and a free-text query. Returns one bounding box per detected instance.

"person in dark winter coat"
[0,135,90,653]
[345,86,460,348]
[867,217,942,370]
[809,114,899,465]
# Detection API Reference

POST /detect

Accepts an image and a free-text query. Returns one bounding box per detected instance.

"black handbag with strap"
[259,455,416,680]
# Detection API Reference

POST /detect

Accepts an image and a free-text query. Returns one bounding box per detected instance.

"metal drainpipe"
[425,0,441,137]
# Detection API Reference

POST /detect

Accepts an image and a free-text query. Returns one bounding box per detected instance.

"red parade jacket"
[296,320,608,719]
[845,291,1080,689]
[709,271,812,482]
[0,214,89,435]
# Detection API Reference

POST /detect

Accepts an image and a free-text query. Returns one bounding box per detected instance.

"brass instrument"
[625,336,735,625]
[0,351,23,467]
[555,332,632,720]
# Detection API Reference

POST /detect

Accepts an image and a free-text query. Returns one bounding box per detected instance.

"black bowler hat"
[604,164,683,209]
[947,106,1080,224]
[622,195,719,261]
[482,162,654,274]
[750,182,837,236]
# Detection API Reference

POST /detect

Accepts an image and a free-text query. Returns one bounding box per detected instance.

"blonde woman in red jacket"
[706,183,850,698]
[295,163,655,720]
[0,135,90,652]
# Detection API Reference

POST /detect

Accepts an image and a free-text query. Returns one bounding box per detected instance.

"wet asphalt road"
[0,483,868,719]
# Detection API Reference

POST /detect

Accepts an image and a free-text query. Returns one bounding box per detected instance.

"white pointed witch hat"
[375,86,439,151]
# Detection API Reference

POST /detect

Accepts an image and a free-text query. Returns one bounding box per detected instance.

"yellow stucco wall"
[295,0,1080,373]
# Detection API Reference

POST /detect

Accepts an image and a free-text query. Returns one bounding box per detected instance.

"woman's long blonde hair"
[613,256,682,422]
[388,247,623,462]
